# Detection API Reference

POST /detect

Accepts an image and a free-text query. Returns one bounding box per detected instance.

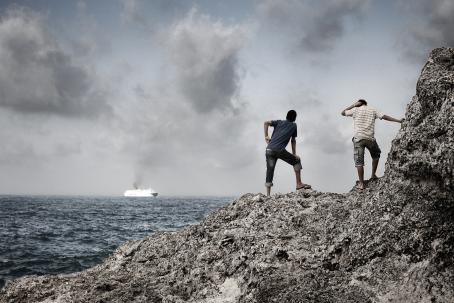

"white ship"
[124,187,158,197]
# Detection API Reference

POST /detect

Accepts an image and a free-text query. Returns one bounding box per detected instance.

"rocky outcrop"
[1,48,453,303]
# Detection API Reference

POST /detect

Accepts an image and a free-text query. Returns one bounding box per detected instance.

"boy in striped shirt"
[341,99,403,190]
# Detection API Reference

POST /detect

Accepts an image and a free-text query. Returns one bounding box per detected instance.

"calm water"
[0,195,232,289]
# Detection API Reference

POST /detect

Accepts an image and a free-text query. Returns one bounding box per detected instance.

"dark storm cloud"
[166,9,246,113]
[0,7,110,117]
[258,0,368,52]
[397,0,454,62]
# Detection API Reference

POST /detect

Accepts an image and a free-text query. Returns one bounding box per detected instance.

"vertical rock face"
[1,48,453,303]
[386,47,454,193]
[376,47,454,302]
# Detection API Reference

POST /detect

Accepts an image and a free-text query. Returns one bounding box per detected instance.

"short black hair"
[286,110,297,122]
[358,99,367,106]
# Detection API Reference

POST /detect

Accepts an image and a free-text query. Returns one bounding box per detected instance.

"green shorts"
[353,138,381,167]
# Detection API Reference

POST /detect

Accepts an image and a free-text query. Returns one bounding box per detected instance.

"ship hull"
[123,189,158,197]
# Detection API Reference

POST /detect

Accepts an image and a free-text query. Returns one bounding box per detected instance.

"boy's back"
[267,120,297,151]
[346,106,383,140]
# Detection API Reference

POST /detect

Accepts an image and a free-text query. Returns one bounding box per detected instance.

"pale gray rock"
[1,47,453,302]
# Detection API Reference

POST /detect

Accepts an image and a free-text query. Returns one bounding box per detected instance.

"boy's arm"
[341,101,362,116]
[291,137,297,155]
[264,121,272,144]
[382,115,404,123]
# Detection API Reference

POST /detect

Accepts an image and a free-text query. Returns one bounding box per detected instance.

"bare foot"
[370,175,378,180]
[296,183,312,190]
[357,182,365,190]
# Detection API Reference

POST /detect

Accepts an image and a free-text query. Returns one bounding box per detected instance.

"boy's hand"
[265,136,270,144]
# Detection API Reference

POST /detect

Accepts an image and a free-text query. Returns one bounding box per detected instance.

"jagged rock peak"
[385,47,454,193]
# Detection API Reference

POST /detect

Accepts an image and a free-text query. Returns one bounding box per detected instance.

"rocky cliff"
[1,48,453,303]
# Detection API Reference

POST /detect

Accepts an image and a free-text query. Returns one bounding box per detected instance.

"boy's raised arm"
[341,101,363,116]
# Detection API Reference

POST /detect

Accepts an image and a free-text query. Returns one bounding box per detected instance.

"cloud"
[0,7,110,117]
[257,0,369,52]
[164,8,247,113]
[115,79,257,192]
[70,1,112,58]
[0,5,257,194]
[119,0,188,29]
[285,91,350,155]
[120,0,147,26]
[303,114,350,155]
[397,0,454,61]
[128,82,253,163]
[113,9,255,188]
[0,111,84,166]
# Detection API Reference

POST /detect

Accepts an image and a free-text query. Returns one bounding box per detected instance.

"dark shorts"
[353,138,381,167]
[265,149,302,187]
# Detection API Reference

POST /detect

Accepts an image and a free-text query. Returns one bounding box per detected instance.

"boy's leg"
[356,166,365,189]
[277,150,310,189]
[295,169,302,186]
[353,140,366,189]
[366,140,381,179]
[265,150,277,196]
[371,159,379,179]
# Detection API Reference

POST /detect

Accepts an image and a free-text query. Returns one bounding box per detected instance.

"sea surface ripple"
[0,195,232,289]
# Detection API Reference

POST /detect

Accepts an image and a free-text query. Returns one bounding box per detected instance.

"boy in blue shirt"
[264,110,311,196]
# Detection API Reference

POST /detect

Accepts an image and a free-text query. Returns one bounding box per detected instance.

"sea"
[0,195,233,290]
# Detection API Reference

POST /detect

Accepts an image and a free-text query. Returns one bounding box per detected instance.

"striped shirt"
[345,106,384,140]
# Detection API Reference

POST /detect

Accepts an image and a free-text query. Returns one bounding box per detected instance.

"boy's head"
[358,99,367,106]
[286,110,297,122]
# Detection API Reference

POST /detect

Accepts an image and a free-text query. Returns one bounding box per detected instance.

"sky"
[0,0,452,196]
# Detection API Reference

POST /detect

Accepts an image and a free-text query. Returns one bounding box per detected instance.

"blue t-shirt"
[267,120,297,151]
